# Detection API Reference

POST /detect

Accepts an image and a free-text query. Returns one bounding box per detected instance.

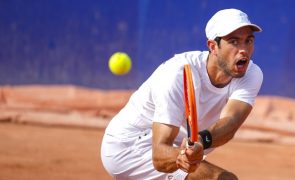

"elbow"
[152,144,165,172]
[152,145,166,172]
[152,154,163,172]
[153,161,162,172]
[152,153,173,173]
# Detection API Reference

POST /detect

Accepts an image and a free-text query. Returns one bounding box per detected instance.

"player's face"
[216,26,255,78]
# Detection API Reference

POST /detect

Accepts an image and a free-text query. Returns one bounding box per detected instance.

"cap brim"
[219,23,262,38]
[249,24,262,32]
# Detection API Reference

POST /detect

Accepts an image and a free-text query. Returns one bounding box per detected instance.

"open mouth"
[236,59,247,66]
[236,58,248,72]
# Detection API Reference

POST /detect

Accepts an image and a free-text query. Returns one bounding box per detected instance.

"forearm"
[152,143,180,173]
[206,100,252,148]
[207,117,240,148]
[152,122,181,173]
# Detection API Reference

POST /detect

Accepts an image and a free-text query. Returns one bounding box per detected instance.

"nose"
[239,49,248,56]
[238,43,251,56]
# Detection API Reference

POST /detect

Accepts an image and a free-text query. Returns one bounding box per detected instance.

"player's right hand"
[176,138,204,173]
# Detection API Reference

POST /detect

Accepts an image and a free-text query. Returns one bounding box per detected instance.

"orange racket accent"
[183,64,198,145]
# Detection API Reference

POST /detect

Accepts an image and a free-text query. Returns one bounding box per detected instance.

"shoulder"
[243,61,263,86]
[174,51,209,65]
[229,61,263,105]
[154,51,204,74]
[149,51,208,86]
[232,61,263,85]
[247,61,263,78]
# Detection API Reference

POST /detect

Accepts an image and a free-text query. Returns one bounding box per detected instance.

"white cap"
[205,9,262,40]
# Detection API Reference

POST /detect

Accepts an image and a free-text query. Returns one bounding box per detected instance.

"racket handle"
[186,139,198,149]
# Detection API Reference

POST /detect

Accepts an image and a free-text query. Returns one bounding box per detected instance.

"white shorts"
[101,129,188,180]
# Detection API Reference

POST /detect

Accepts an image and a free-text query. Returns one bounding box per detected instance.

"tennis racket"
[183,64,198,147]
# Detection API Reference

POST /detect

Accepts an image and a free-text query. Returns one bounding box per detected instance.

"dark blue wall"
[1,0,295,98]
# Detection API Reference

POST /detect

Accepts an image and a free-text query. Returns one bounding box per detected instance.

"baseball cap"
[205,9,262,40]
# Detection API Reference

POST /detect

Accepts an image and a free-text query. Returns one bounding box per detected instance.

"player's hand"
[176,138,204,173]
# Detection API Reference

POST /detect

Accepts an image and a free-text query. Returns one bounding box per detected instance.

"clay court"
[1,86,295,180]
[1,123,295,180]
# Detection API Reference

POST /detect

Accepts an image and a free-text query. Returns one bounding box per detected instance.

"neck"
[206,54,232,88]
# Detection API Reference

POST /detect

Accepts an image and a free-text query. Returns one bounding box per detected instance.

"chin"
[233,73,246,78]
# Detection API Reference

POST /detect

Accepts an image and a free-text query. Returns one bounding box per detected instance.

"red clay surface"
[1,85,295,179]
[1,123,295,180]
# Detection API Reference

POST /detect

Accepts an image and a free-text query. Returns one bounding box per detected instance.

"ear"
[207,40,218,55]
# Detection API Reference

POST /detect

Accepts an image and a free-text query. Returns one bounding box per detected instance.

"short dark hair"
[214,37,221,47]
[209,37,222,53]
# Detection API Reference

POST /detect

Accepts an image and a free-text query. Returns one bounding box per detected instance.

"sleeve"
[229,63,263,106]
[150,60,185,127]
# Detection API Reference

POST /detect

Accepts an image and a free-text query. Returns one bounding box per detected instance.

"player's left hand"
[176,138,203,173]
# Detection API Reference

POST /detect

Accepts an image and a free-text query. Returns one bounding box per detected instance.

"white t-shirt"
[105,51,263,146]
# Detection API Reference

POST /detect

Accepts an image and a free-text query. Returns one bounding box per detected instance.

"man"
[101,8,263,180]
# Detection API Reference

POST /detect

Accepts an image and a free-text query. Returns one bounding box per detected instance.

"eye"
[229,39,238,45]
[246,38,254,45]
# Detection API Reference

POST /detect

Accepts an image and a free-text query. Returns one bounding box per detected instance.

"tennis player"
[101,8,263,180]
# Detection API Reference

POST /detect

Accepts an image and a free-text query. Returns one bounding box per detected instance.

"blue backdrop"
[1,0,295,98]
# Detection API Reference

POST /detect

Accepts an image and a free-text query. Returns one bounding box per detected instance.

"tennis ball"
[108,52,132,75]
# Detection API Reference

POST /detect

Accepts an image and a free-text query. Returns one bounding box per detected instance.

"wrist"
[198,135,204,148]
[198,130,212,149]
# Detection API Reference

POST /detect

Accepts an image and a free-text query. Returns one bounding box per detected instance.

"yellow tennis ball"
[108,52,132,75]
